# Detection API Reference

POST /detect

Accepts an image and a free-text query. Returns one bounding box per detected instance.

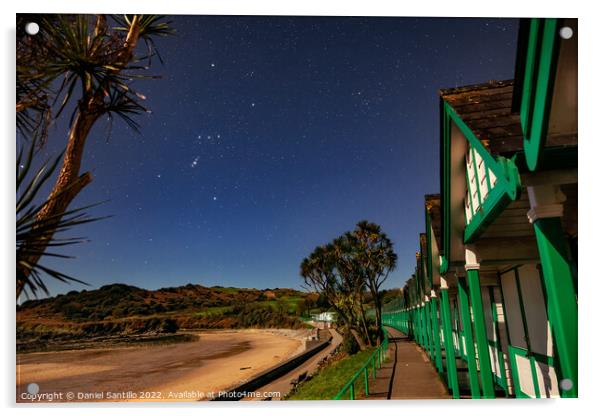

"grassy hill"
[17,283,319,352]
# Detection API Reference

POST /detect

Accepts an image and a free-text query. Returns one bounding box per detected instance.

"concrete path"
[246,328,343,400]
[364,327,450,400]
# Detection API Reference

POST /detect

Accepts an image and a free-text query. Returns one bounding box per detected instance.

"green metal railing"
[333,329,390,400]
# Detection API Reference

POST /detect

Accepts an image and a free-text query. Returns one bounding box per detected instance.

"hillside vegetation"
[17,283,318,352]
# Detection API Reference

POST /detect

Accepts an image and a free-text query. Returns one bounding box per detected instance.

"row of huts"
[382,18,577,398]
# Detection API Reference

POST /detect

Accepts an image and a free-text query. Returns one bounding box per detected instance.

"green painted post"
[533,217,578,397]
[410,307,415,340]
[372,355,376,379]
[466,268,496,398]
[418,305,424,347]
[458,276,481,398]
[431,296,444,374]
[429,301,436,359]
[425,301,429,346]
[453,301,462,358]
[418,305,422,345]
[413,307,417,342]
[441,288,460,398]
[410,307,415,341]
[421,304,428,349]
[402,309,406,334]
[401,306,404,333]
[349,382,355,400]
[421,305,427,348]
[364,367,369,396]
[401,309,405,333]
[425,300,433,358]
[416,305,421,345]
[489,286,509,396]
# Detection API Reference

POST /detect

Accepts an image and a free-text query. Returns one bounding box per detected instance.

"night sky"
[30,15,519,297]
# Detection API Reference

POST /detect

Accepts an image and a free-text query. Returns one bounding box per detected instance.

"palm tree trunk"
[350,328,367,351]
[17,108,98,297]
[358,303,373,347]
[337,302,367,351]
[374,296,383,344]
[16,16,142,298]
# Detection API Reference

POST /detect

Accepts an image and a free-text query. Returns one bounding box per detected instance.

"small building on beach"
[311,311,337,328]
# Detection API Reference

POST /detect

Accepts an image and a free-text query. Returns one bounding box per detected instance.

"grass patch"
[253,298,303,314]
[194,306,232,317]
[286,348,376,400]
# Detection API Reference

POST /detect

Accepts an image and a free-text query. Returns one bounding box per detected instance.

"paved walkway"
[364,327,449,400]
[246,328,343,401]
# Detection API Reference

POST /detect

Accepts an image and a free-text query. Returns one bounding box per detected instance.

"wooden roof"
[440,80,524,156]
[419,233,427,258]
[425,194,441,248]
[441,79,577,162]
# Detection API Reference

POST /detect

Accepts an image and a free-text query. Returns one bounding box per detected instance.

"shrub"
[159,318,179,334]
[341,332,360,355]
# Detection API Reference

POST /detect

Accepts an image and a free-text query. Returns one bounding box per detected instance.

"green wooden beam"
[532,217,578,397]
[519,18,561,171]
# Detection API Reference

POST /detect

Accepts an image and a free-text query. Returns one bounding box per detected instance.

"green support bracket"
[533,217,578,397]
[519,18,561,171]
[441,101,522,248]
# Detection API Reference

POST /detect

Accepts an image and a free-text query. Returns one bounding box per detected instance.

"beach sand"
[16,329,307,402]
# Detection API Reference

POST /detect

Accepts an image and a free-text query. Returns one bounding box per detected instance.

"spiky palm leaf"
[16,14,172,297]
[16,15,58,141]
[16,139,106,299]
[17,14,173,138]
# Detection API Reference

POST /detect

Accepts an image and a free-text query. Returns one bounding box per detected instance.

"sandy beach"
[16,329,307,402]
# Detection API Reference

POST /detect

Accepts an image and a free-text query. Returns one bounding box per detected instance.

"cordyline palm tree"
[351,221,397,343]
[300,221,397,348]
[332,234,373,347]
[300,244,367,350]
[16,14,173,298]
